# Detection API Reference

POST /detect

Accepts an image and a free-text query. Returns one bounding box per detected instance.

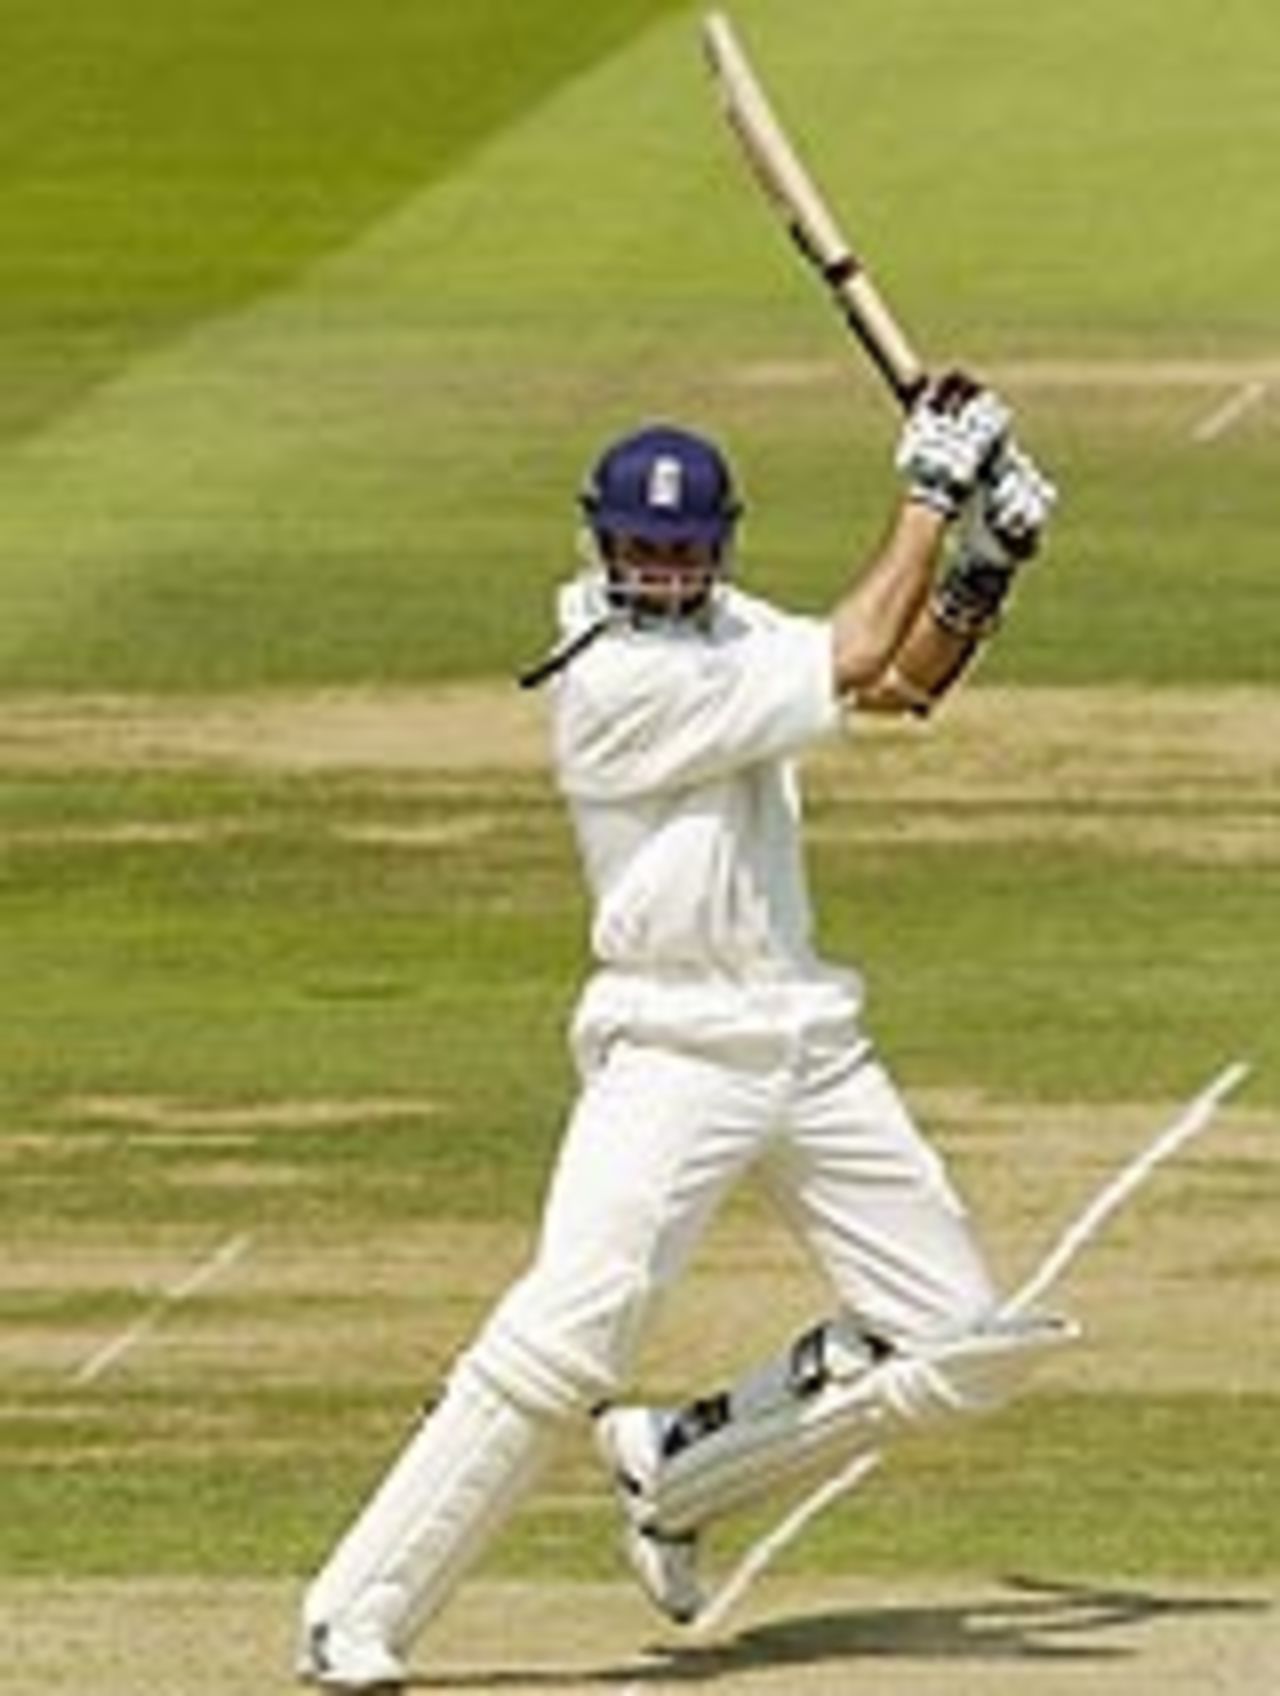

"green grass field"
[0,0,1276,1688]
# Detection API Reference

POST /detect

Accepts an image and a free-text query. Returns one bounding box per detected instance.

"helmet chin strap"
[584,529,732,629]
[609,579,718,627]
[517,529,733,689]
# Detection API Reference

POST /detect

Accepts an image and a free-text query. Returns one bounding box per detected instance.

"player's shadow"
[649,1577,1270,1678]
[409,1576,1272,1688]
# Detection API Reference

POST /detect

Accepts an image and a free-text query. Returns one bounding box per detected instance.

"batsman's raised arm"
[828,499,948,696]
[832,372,1056,713]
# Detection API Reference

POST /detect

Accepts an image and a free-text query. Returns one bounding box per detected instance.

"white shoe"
[596,1406,704,1625]
[297,1621,408,1693]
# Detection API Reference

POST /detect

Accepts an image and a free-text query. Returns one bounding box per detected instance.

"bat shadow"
[407,1574,1273,1688]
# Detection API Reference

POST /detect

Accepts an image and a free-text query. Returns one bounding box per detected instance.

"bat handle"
[839,308,927,409]
[817,251,928,409]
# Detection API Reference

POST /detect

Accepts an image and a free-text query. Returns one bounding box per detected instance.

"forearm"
[851,600,981,715]
[830,499,948,696]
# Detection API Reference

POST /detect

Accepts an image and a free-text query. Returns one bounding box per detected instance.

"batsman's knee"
[462,1266,650,1422]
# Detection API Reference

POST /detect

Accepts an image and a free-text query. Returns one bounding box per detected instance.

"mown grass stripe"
[0,0,689,445]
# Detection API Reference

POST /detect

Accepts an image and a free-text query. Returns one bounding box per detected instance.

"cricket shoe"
[595,1405,704,1625]
[296,1620,407,1693]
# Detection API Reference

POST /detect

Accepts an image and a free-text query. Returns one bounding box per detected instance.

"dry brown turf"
[0,680,1276,790]
[2,1576,1276,1695]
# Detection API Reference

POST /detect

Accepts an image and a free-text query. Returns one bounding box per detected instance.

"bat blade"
[701,11,926,408]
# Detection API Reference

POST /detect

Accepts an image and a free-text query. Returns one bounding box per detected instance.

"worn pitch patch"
[0,1576,1274,1696]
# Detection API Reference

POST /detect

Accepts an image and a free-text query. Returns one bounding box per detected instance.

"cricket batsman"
[297,372,1067,1691]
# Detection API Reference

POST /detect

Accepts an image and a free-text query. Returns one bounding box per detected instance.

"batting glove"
[931,444,1058,640]
[970,443,1059,567]
[895,370,1011,519]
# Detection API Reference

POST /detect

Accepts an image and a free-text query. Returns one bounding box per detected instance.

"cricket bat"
[701,11,927,409]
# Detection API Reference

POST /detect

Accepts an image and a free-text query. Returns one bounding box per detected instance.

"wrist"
[903,473,967,520]
[897,494,952,540]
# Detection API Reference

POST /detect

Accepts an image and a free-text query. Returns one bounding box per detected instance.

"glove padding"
[932,444,1058,640]
[895,370,1011,519]
[971,443,1058,565]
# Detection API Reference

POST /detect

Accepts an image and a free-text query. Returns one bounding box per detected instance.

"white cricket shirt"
[552,574,844,982]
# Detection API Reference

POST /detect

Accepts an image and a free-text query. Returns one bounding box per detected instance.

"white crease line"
[71,1232,252,1385]
[693,1453,882,1639]
[1192,379,1267,442]
[614,1648,671,1696]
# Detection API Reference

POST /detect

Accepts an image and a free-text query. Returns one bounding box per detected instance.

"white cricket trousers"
[304,970,999,1666]
[473,970,998,1416]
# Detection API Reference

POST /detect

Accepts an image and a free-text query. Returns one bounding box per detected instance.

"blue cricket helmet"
[580,424,743,554]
